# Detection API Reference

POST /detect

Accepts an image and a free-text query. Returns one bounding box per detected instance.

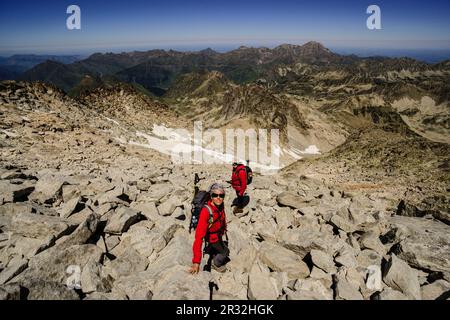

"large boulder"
[103,247,148,280]
[151,265,211,300]
[248,260,279,300]
[55,213,99,250]
[104,206,142,234]
[374,287,409,300]
[23,280,80,300]
[359,231,386,256]
[145,229,192,278]
[310,249,337,274]
[388,216,450,274]
[12,244,103,285]
[11,212,75,240]
[112,271,155,300]
[28,174,67,204]
[210,271,248,300]
[80,259,111,294]
[294,278,333,300]
[0,259,28,285]
[276,192,312,210]
[157,195,182,216]
[0,284,21,300]
[130,201,159,221]
[277,229,331,259]
[0,180,35,203]
[383,254,421,300]
[421,280,450,300]
[58,196,82,219]
[259,241,310,280]
[334,273,363,300]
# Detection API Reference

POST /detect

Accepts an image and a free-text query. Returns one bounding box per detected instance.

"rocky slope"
[0,80,449,300]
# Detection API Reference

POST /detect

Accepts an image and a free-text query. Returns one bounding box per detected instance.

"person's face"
[211,191,225,206]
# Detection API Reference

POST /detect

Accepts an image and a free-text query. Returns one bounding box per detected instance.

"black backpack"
[189,190,213,233]
[236,165,253,185]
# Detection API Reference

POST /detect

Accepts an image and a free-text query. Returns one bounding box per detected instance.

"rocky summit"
[0,43,449,301]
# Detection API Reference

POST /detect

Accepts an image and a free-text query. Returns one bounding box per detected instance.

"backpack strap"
[204,205,214,228]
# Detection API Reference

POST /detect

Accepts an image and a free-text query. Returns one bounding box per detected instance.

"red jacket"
[231,164,247,196]
[192,200,227,264]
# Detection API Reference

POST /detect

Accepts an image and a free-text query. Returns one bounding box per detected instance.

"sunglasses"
[211,193,225,199]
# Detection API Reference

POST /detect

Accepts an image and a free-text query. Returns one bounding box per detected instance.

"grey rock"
[359,231,386,256]
[294,278,333,300]
[276,192,311,209]
[421,280,450,300]
[334,273,363,300]
[329,214,355,233]
[24,280,80,300]
[11,212,74,240]
[157,196,180,216]
[248,260,279,300]
[112,271,155,300]
[0,180,35,203]
[58,196,82,219]
[131,201,159,220]
[383,254,421,300]
[277,229,330,259]
[28,174,67,204]
[310,249,337,274]
[104,235,121,252]
[356,249,382,269]
[310,267,333,288]
[259,241,310,280]
[104,206,142,234]
[374,287,409,300]
[0,284,21,300]
[67,206,95,225]
[145,229,191,278]
[389,216,450,274]
[286,288,329,300]
[14,244,103,285]
[56,213,99,250]
[151,265,211,300]
[81,259,111,294]
[103,247,148,280]
[335,247,358,268]
[0,259,28,285]
[61,185,81,203]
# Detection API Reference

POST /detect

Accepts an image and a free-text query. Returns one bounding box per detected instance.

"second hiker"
[231,161,250,214]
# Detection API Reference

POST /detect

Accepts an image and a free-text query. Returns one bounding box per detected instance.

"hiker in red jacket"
[189,183,229,274]
[231,162,247,214]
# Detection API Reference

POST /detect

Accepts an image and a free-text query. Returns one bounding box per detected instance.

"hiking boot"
[233,206,243,214]
[211,262,227,273]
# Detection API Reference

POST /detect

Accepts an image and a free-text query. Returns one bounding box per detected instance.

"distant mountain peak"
[200,48,218,55]
[301,41,331,53]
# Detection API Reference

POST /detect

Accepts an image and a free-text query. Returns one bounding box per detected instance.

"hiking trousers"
[205,239,230,267]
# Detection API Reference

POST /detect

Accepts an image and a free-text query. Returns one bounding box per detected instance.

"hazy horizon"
[1,42,450,64]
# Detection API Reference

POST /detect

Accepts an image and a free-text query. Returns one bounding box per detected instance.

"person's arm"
[238,169,247,196]
[192,208,208,265]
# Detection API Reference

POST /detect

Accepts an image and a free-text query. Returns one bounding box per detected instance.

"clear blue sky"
[1,0,450,55]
